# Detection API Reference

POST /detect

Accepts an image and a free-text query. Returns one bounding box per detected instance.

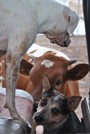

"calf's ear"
[20,59,33,75]
[67,63,89,80]
[67,96,82,110]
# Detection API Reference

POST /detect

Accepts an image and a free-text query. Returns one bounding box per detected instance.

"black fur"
[34,90,85,134]
[44,112,85,134]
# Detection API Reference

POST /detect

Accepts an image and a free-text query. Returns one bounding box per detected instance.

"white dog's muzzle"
[44,32,71,47]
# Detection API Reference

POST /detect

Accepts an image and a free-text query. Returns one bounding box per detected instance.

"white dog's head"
[44,7,79,47]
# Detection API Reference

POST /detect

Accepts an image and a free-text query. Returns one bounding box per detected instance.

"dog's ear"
[64,8,79,33]
[42,74,51,94]
[67,96,82,111]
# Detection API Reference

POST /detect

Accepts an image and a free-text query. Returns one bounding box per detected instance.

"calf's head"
[29,53,89,102]
[34,75,81,127]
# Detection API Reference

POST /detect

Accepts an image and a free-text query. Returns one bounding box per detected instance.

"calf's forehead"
[30,57,68,80]
[31,64,66,79]
[36,56,68,70]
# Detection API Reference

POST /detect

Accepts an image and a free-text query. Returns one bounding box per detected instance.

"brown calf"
[29,52,89,103]
[0,44,89,104]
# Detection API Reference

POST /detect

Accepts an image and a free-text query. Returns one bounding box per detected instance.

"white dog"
[0,0,79,123]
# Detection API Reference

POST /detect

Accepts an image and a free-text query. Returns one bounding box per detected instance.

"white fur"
[28,44,69,60]
[41,59,54,68]
[36,125,44,134]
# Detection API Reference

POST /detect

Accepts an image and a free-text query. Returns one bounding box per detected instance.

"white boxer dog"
[0,0,79,123]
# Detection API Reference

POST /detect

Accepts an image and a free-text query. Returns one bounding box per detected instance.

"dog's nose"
[63,38,71,47]
[34,114,43,123]
[63,41,67,47]
[63,40,69,47]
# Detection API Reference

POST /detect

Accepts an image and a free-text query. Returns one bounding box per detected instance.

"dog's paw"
[13,119,31,134]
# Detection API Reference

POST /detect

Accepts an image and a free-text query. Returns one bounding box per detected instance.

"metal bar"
[81,98,90,132]
[82,1,90,132]
[83,0,90,70]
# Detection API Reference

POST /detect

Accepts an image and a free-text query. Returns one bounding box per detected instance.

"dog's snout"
[63,40,69,47]
[63,38,71,47]
[63,41,67,47]
[34,114,43,123]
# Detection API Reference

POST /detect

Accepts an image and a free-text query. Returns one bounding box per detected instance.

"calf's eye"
[56,80,61,86]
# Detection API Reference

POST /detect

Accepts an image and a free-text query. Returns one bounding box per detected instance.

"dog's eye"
[40,99,47,106]
[51,108,60,114]
[55,80,61,86]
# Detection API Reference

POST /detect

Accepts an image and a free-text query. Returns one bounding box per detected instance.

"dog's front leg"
[5,53,22,120]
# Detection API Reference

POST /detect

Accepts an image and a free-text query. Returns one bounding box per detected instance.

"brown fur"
[0,49,89,105]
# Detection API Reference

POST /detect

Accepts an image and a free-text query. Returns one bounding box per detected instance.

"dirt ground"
[35,34,90,120]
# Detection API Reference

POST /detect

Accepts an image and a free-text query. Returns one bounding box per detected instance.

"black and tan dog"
[33,75,85,134]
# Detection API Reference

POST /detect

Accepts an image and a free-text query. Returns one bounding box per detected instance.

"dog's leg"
[5,52,32,133]
[3,31,33,122]
[5,53,22,120]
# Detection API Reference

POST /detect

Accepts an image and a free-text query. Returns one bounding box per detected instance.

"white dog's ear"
[64,8,79,33]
